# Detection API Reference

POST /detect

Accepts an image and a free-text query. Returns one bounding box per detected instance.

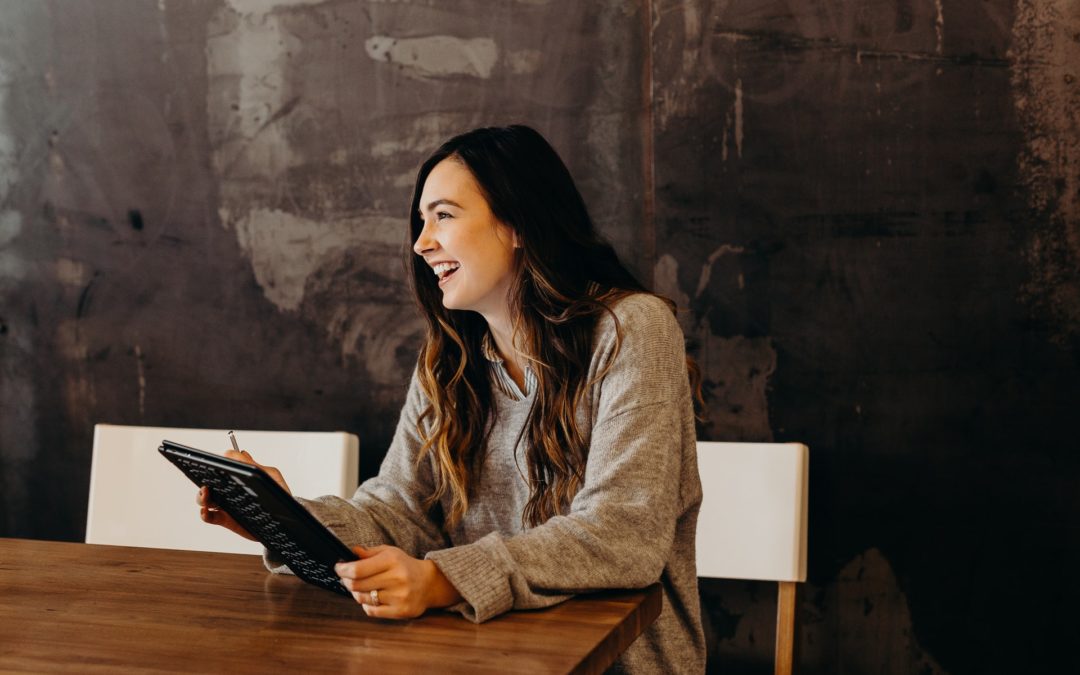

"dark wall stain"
[653,1,1078,673]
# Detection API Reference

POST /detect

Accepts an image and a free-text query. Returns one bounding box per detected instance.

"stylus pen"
[228,430,241,453]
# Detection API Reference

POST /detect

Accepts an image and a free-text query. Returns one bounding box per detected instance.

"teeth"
[432,262,461,279]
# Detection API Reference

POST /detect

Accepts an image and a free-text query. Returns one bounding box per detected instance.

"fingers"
[196,486,219,509]
[334,546,431,619]
[224,449,255,465]
[196,486,256,541]
[338,569,396,595]
[352,586,421,620]
[200,506,257,541]
[352,544,387,559]
[225,449,274,476]
[224,450,291,495]
[356,589,428,620]
[335,546,392,581]
[360,601,410,619]
[200,505,223,523]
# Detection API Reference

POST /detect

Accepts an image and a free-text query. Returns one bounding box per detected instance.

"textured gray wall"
[1,1,1077,673]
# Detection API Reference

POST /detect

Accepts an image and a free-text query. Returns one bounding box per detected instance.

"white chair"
[86,424,360,555]
[696,441,809,675]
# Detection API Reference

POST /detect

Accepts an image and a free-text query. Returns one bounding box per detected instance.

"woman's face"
[414,158,520,320]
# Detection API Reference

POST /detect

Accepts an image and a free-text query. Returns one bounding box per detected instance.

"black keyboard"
[160,441,358,597]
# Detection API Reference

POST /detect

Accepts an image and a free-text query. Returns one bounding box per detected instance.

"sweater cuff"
[297,495,383,546]
[426,534,513,623]
[262,547,293,574]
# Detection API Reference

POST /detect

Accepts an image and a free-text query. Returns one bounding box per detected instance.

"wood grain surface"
[0,539,661,674]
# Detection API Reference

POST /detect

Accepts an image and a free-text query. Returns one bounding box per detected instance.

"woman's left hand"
[336,545,462,619]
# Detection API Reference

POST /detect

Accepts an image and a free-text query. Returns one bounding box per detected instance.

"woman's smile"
[431,261,461,286]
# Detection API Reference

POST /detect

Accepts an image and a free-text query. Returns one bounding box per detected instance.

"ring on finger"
[369,589,380,606]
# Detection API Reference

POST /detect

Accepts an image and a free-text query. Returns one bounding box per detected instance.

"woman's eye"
[436,211,452,221]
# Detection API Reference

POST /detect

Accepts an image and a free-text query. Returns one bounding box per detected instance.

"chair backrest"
[695,441,809,582]
[86,424,360,555]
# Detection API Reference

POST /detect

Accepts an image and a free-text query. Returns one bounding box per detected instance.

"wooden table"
[0,538,661,673]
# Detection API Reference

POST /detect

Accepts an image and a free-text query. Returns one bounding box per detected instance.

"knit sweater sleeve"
[263,368,449,572]
[425,295,695,622]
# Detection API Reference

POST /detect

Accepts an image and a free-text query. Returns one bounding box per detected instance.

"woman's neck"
[484,313,529,392]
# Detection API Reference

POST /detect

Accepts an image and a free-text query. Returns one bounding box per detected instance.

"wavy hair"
[407,125,694,529]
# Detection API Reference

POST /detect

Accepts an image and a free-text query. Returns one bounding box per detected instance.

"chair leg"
[774,581,798,675]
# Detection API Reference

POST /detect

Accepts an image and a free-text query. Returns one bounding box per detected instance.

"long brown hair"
[407,125,691,529]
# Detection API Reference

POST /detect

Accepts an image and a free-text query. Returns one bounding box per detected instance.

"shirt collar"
[479,281,601,395]
[480,330,536,399]
[480,331,504,364]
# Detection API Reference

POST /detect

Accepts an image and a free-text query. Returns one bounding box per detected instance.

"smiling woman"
[199,125,707,674]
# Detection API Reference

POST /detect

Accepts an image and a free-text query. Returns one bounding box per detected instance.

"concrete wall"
[1,1,1077,672]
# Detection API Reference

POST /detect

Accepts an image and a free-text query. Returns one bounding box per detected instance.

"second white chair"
[696,441,810,675]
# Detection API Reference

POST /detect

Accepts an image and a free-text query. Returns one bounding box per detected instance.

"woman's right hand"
[196,449,293,541]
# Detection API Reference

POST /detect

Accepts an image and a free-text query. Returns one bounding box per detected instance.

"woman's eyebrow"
[420,198,463,215]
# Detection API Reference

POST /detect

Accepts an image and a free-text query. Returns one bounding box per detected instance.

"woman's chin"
[440,293,462,310]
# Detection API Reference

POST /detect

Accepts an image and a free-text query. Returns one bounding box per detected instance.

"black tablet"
[159,440,358,597]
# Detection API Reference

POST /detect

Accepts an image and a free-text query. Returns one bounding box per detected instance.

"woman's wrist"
[423,559,463,609]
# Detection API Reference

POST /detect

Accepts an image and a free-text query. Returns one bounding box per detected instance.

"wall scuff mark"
[135,344,146,419]
[654,253,775,441]
[0,55,23,281]
[364,36,499,79]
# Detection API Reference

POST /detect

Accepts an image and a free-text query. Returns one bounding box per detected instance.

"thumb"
[351,545,386,559]
[242,450,264,467]
[224,449,255,465]
[239,450,271,472]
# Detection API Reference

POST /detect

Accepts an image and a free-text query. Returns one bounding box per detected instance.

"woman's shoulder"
[589,292,689,390]
[594,292,683,344]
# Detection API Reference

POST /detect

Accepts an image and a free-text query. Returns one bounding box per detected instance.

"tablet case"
[159,440,358,596]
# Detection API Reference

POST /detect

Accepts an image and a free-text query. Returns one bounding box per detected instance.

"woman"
[199,125,706,673]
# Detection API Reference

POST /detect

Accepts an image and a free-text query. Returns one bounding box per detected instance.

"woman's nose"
[413,220,437,255]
